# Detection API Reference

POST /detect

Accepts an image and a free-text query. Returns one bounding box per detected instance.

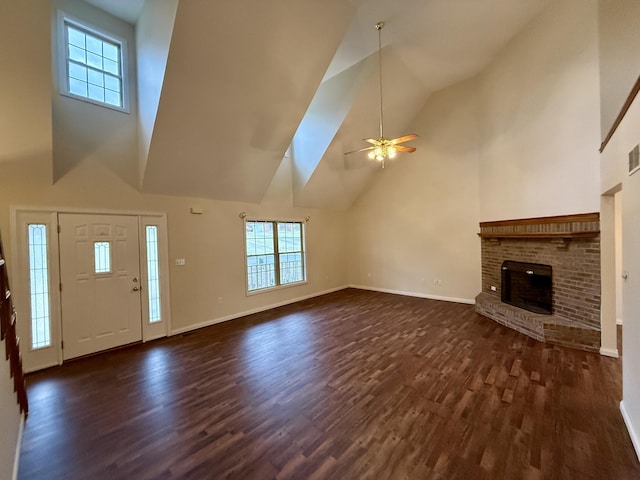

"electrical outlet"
[490,285,497,292]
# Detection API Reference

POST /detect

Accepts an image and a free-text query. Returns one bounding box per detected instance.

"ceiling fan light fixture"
[388,146,397,159]
[343,21,418,168]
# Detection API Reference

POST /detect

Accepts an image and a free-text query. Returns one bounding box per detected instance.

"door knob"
[132,286,140,292]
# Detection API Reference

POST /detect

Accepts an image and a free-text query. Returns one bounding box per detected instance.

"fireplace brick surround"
[475,213,601,352]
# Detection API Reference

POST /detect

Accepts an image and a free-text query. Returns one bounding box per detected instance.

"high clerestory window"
[57,13,129,112]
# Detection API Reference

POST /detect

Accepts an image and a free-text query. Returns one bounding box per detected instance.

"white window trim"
[12,211,62,372]
[243,217,308,296]
[139,216,172,342]
[56,10,130,113]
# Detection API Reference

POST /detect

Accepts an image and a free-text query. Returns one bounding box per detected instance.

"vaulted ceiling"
[84,0,551,209]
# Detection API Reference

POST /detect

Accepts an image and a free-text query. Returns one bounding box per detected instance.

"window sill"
[246,280,307,297]
[60,90,130,114]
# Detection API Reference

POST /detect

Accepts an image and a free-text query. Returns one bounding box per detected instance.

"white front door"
[59,213,142,360]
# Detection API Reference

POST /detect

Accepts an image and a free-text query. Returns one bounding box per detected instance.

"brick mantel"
[478,212,599,239]
[475,213,601,352]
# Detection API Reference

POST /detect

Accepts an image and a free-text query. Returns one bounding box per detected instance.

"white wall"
[136,0,178,182]
[0,1,49,476]
[601,93,640,460]
[599,0,640,459]
[598,0,640,139]
[348,78,481,303]
[600,0,640,454]
[478,0,601,221]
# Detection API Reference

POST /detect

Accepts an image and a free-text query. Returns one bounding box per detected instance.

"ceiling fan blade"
[395,145,416,153]
[364,138,380,145]
[390,134,418,145]
[345,146,376,155]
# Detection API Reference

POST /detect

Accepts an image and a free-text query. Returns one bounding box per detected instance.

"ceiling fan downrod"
[375,21,384,140]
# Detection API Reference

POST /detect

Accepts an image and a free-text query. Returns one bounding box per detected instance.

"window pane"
[28,224,51,349]
[69,63,87,81]
[146,226,162,323]
[245,221,274,256]
[67,27,85,48]
[104,74,120,92]
[103,59,119,75]
[69,44,86,63]
[277,222,302,253]
[94,242,111,273]
[69,78,87,97]
[103,42,118,61]
[247,254,276,291]
[280,252,303,285]
[86,51,102,69]
[88,84,104,102]
[104,89,121,107]
[87,69,104,87]
[86,35,102,55]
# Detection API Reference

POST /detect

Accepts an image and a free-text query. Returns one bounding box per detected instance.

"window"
[145,226,162,323]
[58,13,128,111]
[28,224,51,349]
[94,241,111,273]
[245,221,306,292]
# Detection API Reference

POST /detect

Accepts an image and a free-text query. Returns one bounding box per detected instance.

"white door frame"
[11,206,172,373]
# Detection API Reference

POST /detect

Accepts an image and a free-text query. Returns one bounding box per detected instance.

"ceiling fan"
[345,21,418,168]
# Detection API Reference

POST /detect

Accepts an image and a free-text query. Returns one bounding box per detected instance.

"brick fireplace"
[475,213,601,352]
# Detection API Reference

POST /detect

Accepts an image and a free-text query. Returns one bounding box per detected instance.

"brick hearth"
[475,213,601,352]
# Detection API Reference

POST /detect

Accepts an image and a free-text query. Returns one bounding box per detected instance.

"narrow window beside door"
[28,224,51,349]
[146,226,161,323]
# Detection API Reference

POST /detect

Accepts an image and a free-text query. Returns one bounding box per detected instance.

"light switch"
[175,258,186,266]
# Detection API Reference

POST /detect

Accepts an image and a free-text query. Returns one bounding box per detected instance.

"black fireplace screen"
[501,260,552,315]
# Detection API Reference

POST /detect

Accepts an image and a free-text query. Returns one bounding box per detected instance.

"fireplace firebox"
[501,260,552,315]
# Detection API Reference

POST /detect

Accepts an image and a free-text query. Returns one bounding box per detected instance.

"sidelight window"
[145,226,162,323]
[28,224,51,349]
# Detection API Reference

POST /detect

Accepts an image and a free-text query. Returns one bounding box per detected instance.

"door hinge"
[57,225,61,233]
[61,341,64,350]
[59,282,62,292]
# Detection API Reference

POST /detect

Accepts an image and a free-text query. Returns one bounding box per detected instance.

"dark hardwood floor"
[19,289,640,479]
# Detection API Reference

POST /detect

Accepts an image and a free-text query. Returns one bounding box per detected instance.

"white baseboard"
[599,347,619,358]
[12,414,24,480]
[620,400,640,462]
[617,318,623,326]
[348,284,475,305]
[171,285,349,335]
